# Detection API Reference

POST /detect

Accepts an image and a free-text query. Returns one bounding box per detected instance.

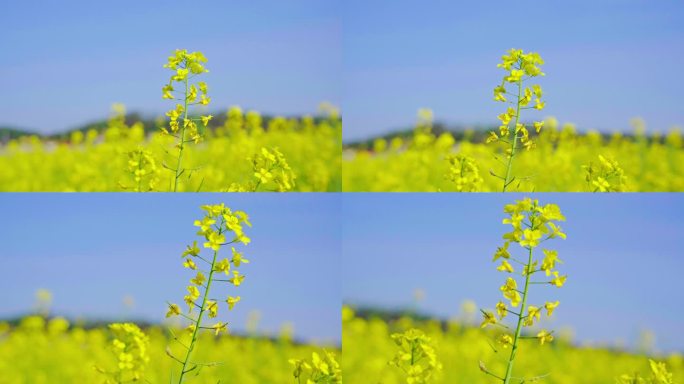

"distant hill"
[344,123,493,149]
[343,122,665,150]
[2,314,322,346]
[0,111,337,143]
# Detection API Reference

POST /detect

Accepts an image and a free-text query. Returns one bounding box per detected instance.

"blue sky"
[343,0,684,141]
[342,193,684,353]
[0,0,340,134]
[0,193,340,344]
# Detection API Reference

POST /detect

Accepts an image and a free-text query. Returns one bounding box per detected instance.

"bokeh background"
[342,193,683,353]
[0,193,340,344]
[0,0,340,134]
[343,0,684,141]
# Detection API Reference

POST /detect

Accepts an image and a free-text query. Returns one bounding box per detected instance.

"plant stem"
[502,74,523,192]
[503,246,534,384]
[173,67,189,192]
[178,239,220,383]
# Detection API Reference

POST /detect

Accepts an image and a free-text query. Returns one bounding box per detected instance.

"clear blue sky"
[342,193,684,353]
[0,193,340,344]
[0,0,340,134]
[343,0,684,141]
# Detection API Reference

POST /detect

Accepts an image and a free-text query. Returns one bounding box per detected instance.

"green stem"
[178,238,220,383]
[503,246,534,384]
[173,67,189,192]
[502,76,523,192]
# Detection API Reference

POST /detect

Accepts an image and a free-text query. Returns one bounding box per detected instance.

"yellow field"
[342,307,682,384]
[0,107,341,192]
[0,316,338,384]
[343,118,683,192]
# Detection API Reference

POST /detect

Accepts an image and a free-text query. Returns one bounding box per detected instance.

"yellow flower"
[231,247,249,267]
[493,242,510,261]
[537,329,554,345]
[229,270,245,286]
[497,260,514,273]
[540,203,565,221]
[547,222,567,239]
[226,296,241,310]
[533,84,542,98]
[194,217,216,235]
[520,87,532,106]
[211,322,227,335]
[214,258,231,274]
[190,272,206,286]
[237,233,251,245]
[520,229,542,248]
[496,301,507,319]
[162,84,174,99]
[593,177,611,192]
[206,300,218,318]
[172,68,189,82]
[500,277,521,307]
[486,131,499,143]
[187,85,197,103]
[183,258,197,270]
[524,305,541,326]
[480,310,497,328]
[541,249,562,275]
[498,334,513,348]
[166,303,181,318]
[500,277,517,292]
[201,115,213,126]
[550,271,567,287]
[506,69,524,83]
[255,168,273,184]
[203,231,226,251]
[544,301,559,316]
[649,359,674,383]
[493,85,507,102]
[503,212,524,229]
[534,121,544,133]
[182,241,200,257]
[184,286,200,308]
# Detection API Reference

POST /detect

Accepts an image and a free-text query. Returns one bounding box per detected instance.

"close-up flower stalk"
[480,198,567,383]
[165,204,252,382]
[487,49,546,192]
[161,49,213,192]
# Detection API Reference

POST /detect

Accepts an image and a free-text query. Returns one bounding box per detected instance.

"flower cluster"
[444,154,483,192]
[583,154,627,192]
[618,359,674,384]
[488,49,546,191]
[480,198,567,383]
[388,328,442,384]
[97,323,149,383]
[161,49,213,191]
[165,204,251,382]
[227,147,296,192]
[120,148,158,192]
[289,351,342,384]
